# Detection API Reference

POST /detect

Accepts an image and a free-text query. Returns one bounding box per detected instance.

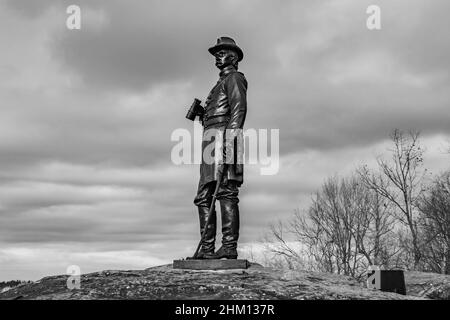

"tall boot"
[214,200,239,259]
[197,205,216,259]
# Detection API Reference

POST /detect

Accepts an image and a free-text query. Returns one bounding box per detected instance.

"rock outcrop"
[404,271,450,300]
[0,263,444,300]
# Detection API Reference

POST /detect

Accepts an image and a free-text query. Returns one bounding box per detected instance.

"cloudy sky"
[1,0,449,281]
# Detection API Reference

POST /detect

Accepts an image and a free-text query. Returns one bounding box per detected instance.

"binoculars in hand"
[185,98,204,121]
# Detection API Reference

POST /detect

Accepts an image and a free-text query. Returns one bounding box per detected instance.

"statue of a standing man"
[193,37,247,259]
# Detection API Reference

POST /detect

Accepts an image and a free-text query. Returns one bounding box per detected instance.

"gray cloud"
[1,0,450,280]
[2,0,449,168]
[2,0,56,18]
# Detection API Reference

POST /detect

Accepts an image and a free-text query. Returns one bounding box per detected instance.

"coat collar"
[219,65,237,78]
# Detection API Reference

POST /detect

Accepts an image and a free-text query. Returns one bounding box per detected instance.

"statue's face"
[214,49,236,69]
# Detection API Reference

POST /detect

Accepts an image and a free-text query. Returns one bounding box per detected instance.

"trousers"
[193,180,240,252]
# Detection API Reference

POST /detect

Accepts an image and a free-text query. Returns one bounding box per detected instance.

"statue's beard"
[215,56,235,69]
[215,60,226,68]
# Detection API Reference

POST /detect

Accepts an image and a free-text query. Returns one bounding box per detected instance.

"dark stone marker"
[368,269,406,295]
[173,259,250,270]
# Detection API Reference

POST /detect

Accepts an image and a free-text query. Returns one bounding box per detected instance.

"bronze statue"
[188,37,247,259]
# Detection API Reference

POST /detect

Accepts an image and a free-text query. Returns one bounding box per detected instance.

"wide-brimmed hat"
[208,37,244,62]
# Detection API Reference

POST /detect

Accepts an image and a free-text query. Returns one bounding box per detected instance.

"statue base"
[173,259,250,270]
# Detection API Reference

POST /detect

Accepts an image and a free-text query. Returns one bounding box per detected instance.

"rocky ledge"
[1,263,447,300]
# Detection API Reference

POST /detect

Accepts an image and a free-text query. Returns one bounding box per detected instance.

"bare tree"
[358,129,425,269]
[354,190,401,268]
[264,175,396,279]
[418,171,450,274]
[262,220,306,270]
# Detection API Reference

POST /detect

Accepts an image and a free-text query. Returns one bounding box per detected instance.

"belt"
[203,115,230,128]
